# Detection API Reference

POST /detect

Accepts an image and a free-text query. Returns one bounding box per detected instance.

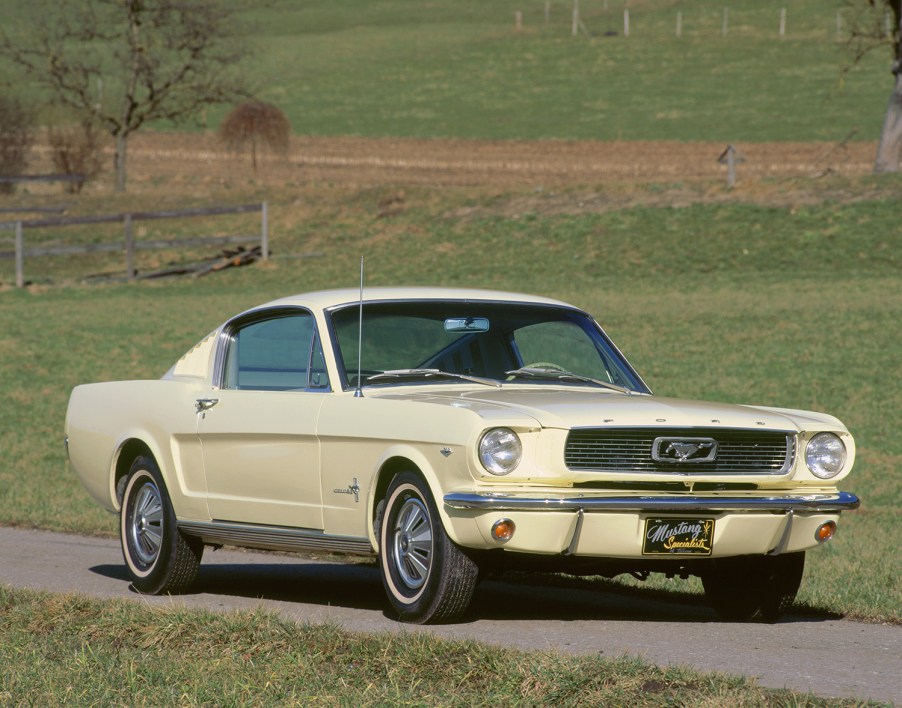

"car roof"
[256,287,578,312]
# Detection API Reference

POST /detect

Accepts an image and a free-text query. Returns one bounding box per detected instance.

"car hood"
[373,387,843,432]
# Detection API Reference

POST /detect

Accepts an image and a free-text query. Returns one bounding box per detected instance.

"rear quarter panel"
[65,379,209,519]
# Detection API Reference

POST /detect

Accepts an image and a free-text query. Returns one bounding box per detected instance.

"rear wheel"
[702,552,805,622]
[379,471,478,623]
[120,455,203,594]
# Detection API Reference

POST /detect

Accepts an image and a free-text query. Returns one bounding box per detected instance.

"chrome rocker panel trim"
[443,491,860,513]
[178,520,374,555]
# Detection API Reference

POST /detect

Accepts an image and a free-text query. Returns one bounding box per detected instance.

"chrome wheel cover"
[129,480,164,566]
[392,497,433,590]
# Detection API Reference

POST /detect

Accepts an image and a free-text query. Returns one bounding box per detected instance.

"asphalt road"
[2,526,899,704]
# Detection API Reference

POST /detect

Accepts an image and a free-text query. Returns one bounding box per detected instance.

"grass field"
[237,0,888,141]
[0,0,891,142]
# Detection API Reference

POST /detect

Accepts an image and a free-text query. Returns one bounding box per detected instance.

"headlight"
[479,428,522,476]
[806,433,846,479]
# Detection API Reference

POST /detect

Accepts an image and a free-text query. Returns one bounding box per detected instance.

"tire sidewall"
[120,457,176,592]
[702,552,805,622]
[379,473,442,617]
[758,552,805,621]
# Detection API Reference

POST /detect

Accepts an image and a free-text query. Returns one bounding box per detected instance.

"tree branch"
[0,0,249,190]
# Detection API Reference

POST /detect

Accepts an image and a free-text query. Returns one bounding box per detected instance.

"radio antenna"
[354,256,364,398]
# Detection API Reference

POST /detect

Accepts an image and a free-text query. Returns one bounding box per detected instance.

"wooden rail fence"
[0,174,85,184]
[0,202,269,287]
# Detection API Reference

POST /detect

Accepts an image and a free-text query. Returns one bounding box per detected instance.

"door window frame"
[212,307,331,392]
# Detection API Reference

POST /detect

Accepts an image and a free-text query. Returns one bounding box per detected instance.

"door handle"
[195,398,219,413]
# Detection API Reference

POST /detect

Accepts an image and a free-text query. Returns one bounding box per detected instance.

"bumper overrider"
[442,491,860,559]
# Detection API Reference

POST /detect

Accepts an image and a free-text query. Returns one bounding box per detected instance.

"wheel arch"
[111,436,165,512]
[367,449,451,551]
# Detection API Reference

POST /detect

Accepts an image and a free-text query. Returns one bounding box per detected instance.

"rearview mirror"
[444,317,490,333]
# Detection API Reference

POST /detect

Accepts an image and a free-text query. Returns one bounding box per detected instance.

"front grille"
[564,427,795,475]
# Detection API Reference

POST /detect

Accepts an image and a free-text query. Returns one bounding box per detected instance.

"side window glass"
[308,332,329,389]
[223,313,327,391]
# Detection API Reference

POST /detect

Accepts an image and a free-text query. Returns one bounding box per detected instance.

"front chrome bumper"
[443,490,860,513]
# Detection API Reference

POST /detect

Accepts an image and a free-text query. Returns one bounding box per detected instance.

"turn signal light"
[815,521,836,543]
[491,518,516,543]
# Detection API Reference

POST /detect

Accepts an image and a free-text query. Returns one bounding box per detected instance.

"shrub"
[219,100,291,171]
[48,118,105,193]
[0,97,33,195]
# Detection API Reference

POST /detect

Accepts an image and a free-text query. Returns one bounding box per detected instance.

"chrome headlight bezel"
[805,432,847,479]
[478,428,522,476]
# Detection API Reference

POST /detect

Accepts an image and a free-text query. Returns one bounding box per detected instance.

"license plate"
[643,517,715,556]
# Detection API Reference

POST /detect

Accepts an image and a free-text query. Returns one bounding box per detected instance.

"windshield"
[328,301,648,393]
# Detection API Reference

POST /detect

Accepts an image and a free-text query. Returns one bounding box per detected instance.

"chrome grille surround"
[564,427,796,475]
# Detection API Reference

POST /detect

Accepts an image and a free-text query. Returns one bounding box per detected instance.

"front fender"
[366,442,484,551]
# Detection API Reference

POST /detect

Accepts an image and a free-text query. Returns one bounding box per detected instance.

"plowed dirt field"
[119,133,875,188]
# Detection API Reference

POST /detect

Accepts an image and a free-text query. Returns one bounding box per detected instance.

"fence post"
[15,221,24,288]
[545,0,550,25]
[515,10,522,30]
[261,201,269,261]
[780,8,786,38]
[124,213,135,280]
[676,11,682,37]
[572,0,579,37]
[624,8,630,37]
[722,7,728,37]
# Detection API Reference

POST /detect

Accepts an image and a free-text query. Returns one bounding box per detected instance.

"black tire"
[120,455,203,594]
[379,471,478,624]
[702,552,805,622]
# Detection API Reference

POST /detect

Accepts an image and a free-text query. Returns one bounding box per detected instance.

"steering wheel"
[523,362,567,372]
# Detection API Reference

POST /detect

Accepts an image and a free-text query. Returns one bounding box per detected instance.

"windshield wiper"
[505,367,633,394]
[366,369,501,388]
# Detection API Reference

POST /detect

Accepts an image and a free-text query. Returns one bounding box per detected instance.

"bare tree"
[219,101,291,172]
[849,0,902,171]
[874,0,902,171]
[0,0,248,191]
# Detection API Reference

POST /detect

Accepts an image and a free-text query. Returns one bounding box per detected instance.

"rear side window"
[222,312,328,391]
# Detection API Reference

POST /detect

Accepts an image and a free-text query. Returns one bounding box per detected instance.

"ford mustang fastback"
[65,287,859,623]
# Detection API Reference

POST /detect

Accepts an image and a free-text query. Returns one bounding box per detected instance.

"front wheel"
[379,472,478,623]
[120,455,203,594]
[702,552,805,622]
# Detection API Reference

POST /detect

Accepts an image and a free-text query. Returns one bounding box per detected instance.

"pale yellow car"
[65,287,859,623]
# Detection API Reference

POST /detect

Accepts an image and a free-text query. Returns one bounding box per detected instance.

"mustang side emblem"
[333,478,361,502]
[652,437,718,463]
